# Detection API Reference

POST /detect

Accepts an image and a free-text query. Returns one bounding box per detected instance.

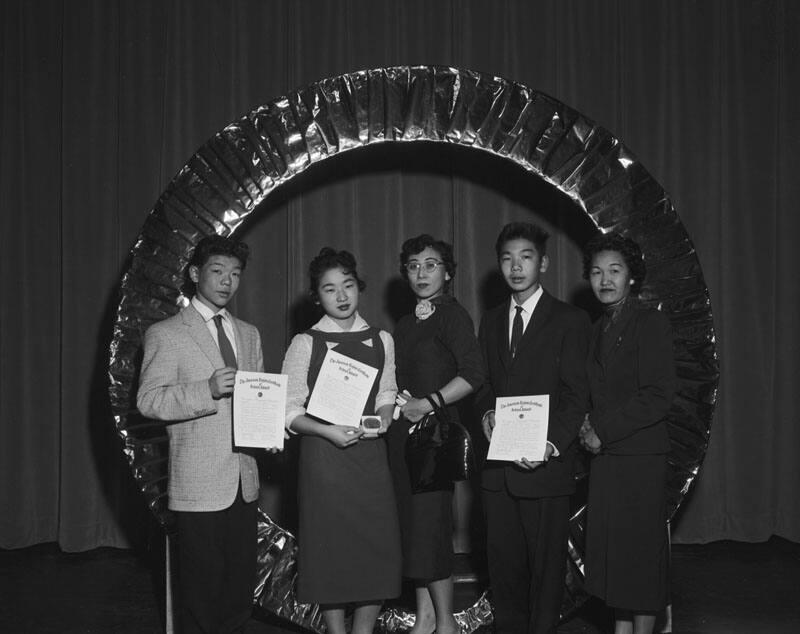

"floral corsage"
[415,299,436,321]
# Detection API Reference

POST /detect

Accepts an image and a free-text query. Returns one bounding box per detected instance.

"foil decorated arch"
[109,65,718,632]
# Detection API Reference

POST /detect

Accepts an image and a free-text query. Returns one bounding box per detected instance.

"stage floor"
[1,537,798,633]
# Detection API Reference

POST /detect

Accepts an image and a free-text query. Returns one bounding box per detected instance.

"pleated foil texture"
[254,511,325,632]
[109,65,719,630]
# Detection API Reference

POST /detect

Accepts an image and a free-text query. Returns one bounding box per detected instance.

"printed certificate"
[306,349,379,428]
[487,395,549,462]
[233,371,287,449]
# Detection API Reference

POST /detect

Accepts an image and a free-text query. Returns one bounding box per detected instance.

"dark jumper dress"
[387,295,484,581]
[296,328,401,604]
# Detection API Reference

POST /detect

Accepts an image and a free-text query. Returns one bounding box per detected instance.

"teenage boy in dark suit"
[477,222,590,633]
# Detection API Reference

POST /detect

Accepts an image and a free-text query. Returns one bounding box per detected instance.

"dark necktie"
[213,315,238,369]
[510,305,524,357]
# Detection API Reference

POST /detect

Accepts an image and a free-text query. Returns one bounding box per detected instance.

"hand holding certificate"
[305,349,379,428]
[487,395,549,462]
[232,371,287,450]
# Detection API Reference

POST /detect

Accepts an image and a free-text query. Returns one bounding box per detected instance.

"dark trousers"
[175,487,257,634]
[484,487,570,634]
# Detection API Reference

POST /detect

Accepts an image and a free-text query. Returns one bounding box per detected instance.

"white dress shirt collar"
[314,312,369,333]
[191,296,230,323]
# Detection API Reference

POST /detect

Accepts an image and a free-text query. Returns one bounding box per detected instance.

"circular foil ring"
[109,66,719,632]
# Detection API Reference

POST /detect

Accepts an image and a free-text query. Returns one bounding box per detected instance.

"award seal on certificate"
[305,349,379,428]
[487,395,549,462]
[232,371,288,449]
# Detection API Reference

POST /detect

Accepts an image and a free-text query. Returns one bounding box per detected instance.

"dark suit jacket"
[587,301,675,455]
[478,289,591,498]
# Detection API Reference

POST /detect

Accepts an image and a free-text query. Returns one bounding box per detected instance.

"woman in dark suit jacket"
[579,234,676,634]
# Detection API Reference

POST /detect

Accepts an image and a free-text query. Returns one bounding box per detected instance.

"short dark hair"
[399,234,456,285]
[582,233,646,293]
[188,234,250,270]
[184,235,249,295]
[308,247,366,297]
[495,222,550,258]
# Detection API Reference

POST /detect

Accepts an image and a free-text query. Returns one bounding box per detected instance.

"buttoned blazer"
[137,304,264,512]
[587,303,675,455]
[477,290,591,498]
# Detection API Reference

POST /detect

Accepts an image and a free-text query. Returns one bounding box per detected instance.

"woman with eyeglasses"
[386,234,484,634]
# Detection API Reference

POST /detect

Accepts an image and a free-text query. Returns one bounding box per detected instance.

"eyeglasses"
[405,260,444,274]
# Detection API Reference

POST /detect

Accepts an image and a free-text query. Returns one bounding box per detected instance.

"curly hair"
[308,247,366,297]
[582,233,646,292]
[494,222,550,258]
[398,234,456,285]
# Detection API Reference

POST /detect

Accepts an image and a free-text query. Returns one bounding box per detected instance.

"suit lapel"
[182,304,224,367]
[230,316,248,370]
[591,319,604,366]
[599,303,637,366]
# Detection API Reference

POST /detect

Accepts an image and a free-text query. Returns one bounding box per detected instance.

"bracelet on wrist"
[424,395,438,413]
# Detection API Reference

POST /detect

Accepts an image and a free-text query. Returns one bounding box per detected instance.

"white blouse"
[281,312,398,431]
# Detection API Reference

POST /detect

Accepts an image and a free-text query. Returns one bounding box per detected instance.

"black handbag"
[405,396,474,494]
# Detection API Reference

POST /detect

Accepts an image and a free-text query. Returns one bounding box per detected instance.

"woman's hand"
[580,413,592,436]
[580,419,602,454]
[323,425,363,449]
[400,397,431,423]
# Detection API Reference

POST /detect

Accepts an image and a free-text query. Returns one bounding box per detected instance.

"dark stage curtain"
[1,0,798,551]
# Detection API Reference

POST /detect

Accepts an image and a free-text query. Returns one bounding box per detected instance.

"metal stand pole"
[165,533,175,634]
